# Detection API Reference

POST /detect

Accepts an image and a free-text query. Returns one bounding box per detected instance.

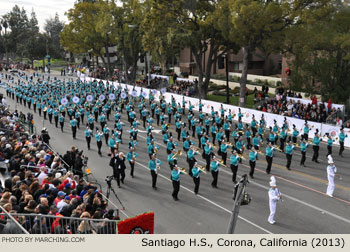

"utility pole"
[227,174,250,234]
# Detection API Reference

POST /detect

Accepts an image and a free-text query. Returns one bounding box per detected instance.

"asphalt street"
[2,70,350,234]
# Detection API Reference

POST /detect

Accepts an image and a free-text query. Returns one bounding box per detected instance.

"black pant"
[286,154,292,169]
[266,156,273,174]
[300,151,306,165]
[193,176,200,194]
[86,136,91,150]
[113,168,125,187]
[172,180,180,200]
[204,154,211,171]
[211,170,218,187]
[151,170,157,188]
[225,130,230,141]
[339,141,344,156]
[48,114,52,123]
[312,145,319,162]
[54,117,58,127]
[212,133,216,145]
[221,152,227,165]
[249,160,256,177]
[230,164,238,183]
[72,126,77,139]
[104,134,109,145]
[280,138,285,152]
[177,129,181,141]
[327,146,332,156]
[129,161,135,177]
[97,141,102,155]
[302,133,308,141]
[60,122,64,132]
[188,159,195,176]
[292,136,297,144]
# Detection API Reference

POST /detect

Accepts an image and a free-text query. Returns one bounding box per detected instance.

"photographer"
[74,151,84,178]
[40,128,51,145]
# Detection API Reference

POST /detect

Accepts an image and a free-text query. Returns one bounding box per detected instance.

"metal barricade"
[0,205,30,234]
[0,212,118,234]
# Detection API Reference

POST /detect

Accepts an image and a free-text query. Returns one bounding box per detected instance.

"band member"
[166,137,178,155]
[249,147,258,178]
[285,141,295,170]
[326,156,337,197]
[175,120,182,141]
[223,120,231,141]
[148,154,161,189]
[103,126,110,145]
[302,122,310,141]
[84,125,92,150]
[108,134,117,154]
[95,128,103,155]
[245,126,252,149]
[192,163,203,194]
[126,147,138,177]
[300,139,309,167]
[203,141,213,171]
[171,166,186,201]
[268,176,281,225]
[265,142,275,174]
[54,109,59,128]
[168,150,178,170]
[339,128,348,157]
[187,147,198,176]
[230,150,241,183]
[312,131,322,163]
[220,141,229,165]
[59,114,64,132]
[88,114,95,131]
[292,125,299,144]
[279,127,287,153]
[210,123,217,145]
[268,128,277,145]
[48,107,53,124]
[70,118,78,139]
[210,156,223,188]
[326,134,334,156]
[252,133,262,151]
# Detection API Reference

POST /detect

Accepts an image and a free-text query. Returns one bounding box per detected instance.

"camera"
[83,155,88,166]
[105,175,114,186]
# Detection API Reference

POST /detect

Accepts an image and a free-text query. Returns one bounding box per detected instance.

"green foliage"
[286,4,350,103]
[44,13,65,59]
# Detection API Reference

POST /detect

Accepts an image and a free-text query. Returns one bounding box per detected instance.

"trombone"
[195,165,207,174]
[208,142,217,149]
[218,160,227,168]
[238,154,246,160]
[224,142,233,147]
[178,167,188,175]
[191,146,201,153]
[273,145,283,152]
[172,150,182,159]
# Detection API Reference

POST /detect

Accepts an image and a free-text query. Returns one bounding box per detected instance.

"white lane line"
[135,161,273,234]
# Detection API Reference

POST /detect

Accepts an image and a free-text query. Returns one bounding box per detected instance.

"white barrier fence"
[80,77,350,148]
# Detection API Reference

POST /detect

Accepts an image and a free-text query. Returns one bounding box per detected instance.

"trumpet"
[172,150,182,159]
[166,123,171,128]
[178,167,188,174]
[196,165,207,174]
[238,154,246,160]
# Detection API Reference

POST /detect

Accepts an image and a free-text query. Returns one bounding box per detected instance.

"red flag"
[117,212,154,234]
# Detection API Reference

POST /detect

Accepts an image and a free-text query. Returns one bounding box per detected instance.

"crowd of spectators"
[168,79,197,97]
[0,105,119,234]
[257,91,343,124]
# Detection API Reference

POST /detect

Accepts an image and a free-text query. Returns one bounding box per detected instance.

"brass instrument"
[178,167,188,175]
[166,123,171,128]
[273,145,283,152]
[218,160,227,167]
[172,150,182,159]
[238,154,246,160]
[191,146,201,153]
[238,130,245,134]
[196,165,207,174]
[208,143,217,149]
[224,142,233,147]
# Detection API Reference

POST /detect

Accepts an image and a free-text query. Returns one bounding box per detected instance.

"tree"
[285,3,350,103]
[217,0,332,107]
[142,0,234,99]
[2,5,29,61]
[60,0,115,78]
[44,13,65,58]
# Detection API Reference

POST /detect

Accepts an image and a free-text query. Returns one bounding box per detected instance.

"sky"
[0,0,76,31]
